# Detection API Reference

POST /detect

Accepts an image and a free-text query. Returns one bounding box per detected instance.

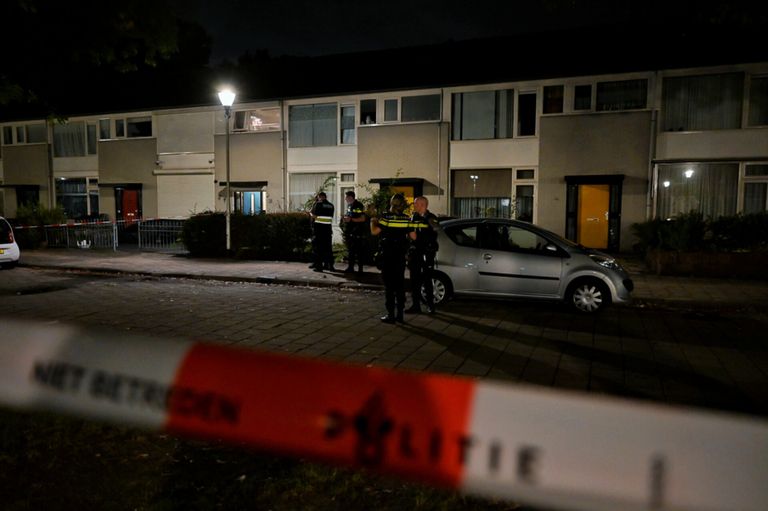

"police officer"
[370,194,411,324]
[342,190,367,274]
[309,191,335,272]
[406,196,439,314]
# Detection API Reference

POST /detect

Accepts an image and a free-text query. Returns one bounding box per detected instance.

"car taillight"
[9,231,14,243]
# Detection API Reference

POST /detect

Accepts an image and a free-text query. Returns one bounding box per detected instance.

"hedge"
[181,212,313,260]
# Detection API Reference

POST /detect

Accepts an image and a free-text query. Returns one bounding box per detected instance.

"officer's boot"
[396,307,405,323]
[380,308,396,324]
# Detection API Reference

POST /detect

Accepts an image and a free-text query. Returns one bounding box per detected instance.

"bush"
[182,211,312,260]
[11,203,67,249]
[631,211,768,253]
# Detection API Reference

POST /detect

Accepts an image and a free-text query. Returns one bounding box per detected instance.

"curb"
[18,263,385,291]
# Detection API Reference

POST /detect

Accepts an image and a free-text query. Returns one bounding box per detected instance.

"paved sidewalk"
[16,248,768,310]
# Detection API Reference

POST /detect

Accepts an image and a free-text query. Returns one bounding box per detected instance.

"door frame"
[565,174,623,252]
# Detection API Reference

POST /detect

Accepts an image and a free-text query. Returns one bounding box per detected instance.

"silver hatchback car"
[0,216,21,269]
[427,218,633,313]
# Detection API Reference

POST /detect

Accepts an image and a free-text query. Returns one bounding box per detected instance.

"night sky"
[176,0,644,62]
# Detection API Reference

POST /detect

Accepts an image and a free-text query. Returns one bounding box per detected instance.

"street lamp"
[470,174,479,216]
[218,88,236,252]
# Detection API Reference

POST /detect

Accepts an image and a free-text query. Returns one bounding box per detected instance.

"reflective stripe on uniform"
[315,216,333,224]
[378,218,411,228]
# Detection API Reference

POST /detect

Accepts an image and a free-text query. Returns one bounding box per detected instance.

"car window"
[481,224,554,253]
[0,219,12,242]
[444,225,479,248]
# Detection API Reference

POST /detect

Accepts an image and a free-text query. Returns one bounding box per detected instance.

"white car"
[0,217,20,269]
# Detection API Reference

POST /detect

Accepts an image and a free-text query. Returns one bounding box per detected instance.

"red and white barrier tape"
[0,319,765,511]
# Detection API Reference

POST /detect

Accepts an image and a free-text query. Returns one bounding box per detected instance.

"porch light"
[663,181,670,188]
[684,169,694,178]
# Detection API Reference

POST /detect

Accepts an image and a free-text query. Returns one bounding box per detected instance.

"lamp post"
[218,88,236,252]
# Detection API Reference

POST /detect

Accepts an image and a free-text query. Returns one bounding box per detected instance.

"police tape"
[0,319,765,511]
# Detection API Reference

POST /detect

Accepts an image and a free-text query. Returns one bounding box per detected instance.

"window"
[518,92,537,136]
[289,103,338,147]
[56,178,87,219]
[452,89,513,140]
[744,164,768,213]
[748,76,768,127]
[87,123,97,155]
[656,163,738,219]
[401,94,440,122]
[233,108,281,132]
[516,169,535,180]
[360,99,376,124]
[99,119,111,139]
[116,119,125,137]
[574,84,592,111]
[543,85,564,114]
[663,73,743,131]
[481,224,551,253]
[127,116,152,137]
[340,105,356,144]
[596,79,648,112]
[340,172,355,183]
[289,172,337,214]
[26,124,46,143]
[384,99,398,122]
[53,122,86,157]
[2,126,12,145]
[16,185,39,207]
[515,185,534,222]
[444,224,478,248]
[16,126,25,144]
[451,169,512,218]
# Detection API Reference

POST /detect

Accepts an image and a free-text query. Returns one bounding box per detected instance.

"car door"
[475,223,563,297]
[439,223,482,292]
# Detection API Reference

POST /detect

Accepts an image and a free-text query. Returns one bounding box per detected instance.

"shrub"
[631,211,768,253]
[11,203,67,249]
[182,211,312,260]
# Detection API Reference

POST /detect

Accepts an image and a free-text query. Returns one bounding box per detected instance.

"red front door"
[122,189,140,225]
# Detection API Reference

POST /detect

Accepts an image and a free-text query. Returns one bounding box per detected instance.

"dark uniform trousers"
[313,224,333,268]
[378,213,411,318]
[408,248,435,308]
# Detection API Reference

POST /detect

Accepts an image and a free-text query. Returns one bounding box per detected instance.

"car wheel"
[0,261,17,270]
[567,278,610,313]
[423,271,453,306]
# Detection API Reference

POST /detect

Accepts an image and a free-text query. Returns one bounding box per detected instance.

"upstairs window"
[340,105,356,144]
[360,99,376,125]
[289,103,338,147]
[543,85,564,114]
[748,76,768,127]
[662,73,743,131]
[517,92,537,136]
[233,108,280,132]
[574,84,592,111]
[2,126,12,145]
[401,94,440,122]
[53,121,86,157]
[596,79,648,112]
[26,123,47,143]
[452,89,513,140]
[126,116,152,137]
[384,99,399,122]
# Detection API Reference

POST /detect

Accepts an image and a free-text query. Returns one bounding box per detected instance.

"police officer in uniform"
[406,196,439,314]
[309,191,335,272]
[342,190,367,274]
[370,194,411,324]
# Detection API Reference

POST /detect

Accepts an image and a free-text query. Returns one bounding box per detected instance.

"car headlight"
[589,254,622,270]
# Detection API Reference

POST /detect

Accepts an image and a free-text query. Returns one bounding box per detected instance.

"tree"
[1,0,183,117]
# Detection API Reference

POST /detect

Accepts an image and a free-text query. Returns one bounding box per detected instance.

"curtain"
[289,105,314,147]
[656,163,738,219]
[461,91,495,140]
[662,73,743,131]
[53,122,86,157]
[453,197,511,219]
[289,172,337,213]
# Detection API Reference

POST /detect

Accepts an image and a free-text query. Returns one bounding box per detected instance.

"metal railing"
[15,218,187,253]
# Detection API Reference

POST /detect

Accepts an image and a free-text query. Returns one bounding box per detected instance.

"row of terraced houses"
[1,61,767,251]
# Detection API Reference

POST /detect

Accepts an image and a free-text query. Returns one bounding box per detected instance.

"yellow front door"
[391,185,415,214]
[578,184,610,249]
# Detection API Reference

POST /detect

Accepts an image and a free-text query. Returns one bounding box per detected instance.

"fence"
[15,218,187,253]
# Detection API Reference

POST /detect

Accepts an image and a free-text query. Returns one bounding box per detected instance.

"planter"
[646,249,768,279]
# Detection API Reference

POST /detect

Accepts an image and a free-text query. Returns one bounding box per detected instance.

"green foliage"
[631,210,768,252]
[182,211,312,259]
[12,202,67,249]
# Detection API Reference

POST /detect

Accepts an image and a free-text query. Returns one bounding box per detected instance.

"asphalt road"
[2,267,767,417]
